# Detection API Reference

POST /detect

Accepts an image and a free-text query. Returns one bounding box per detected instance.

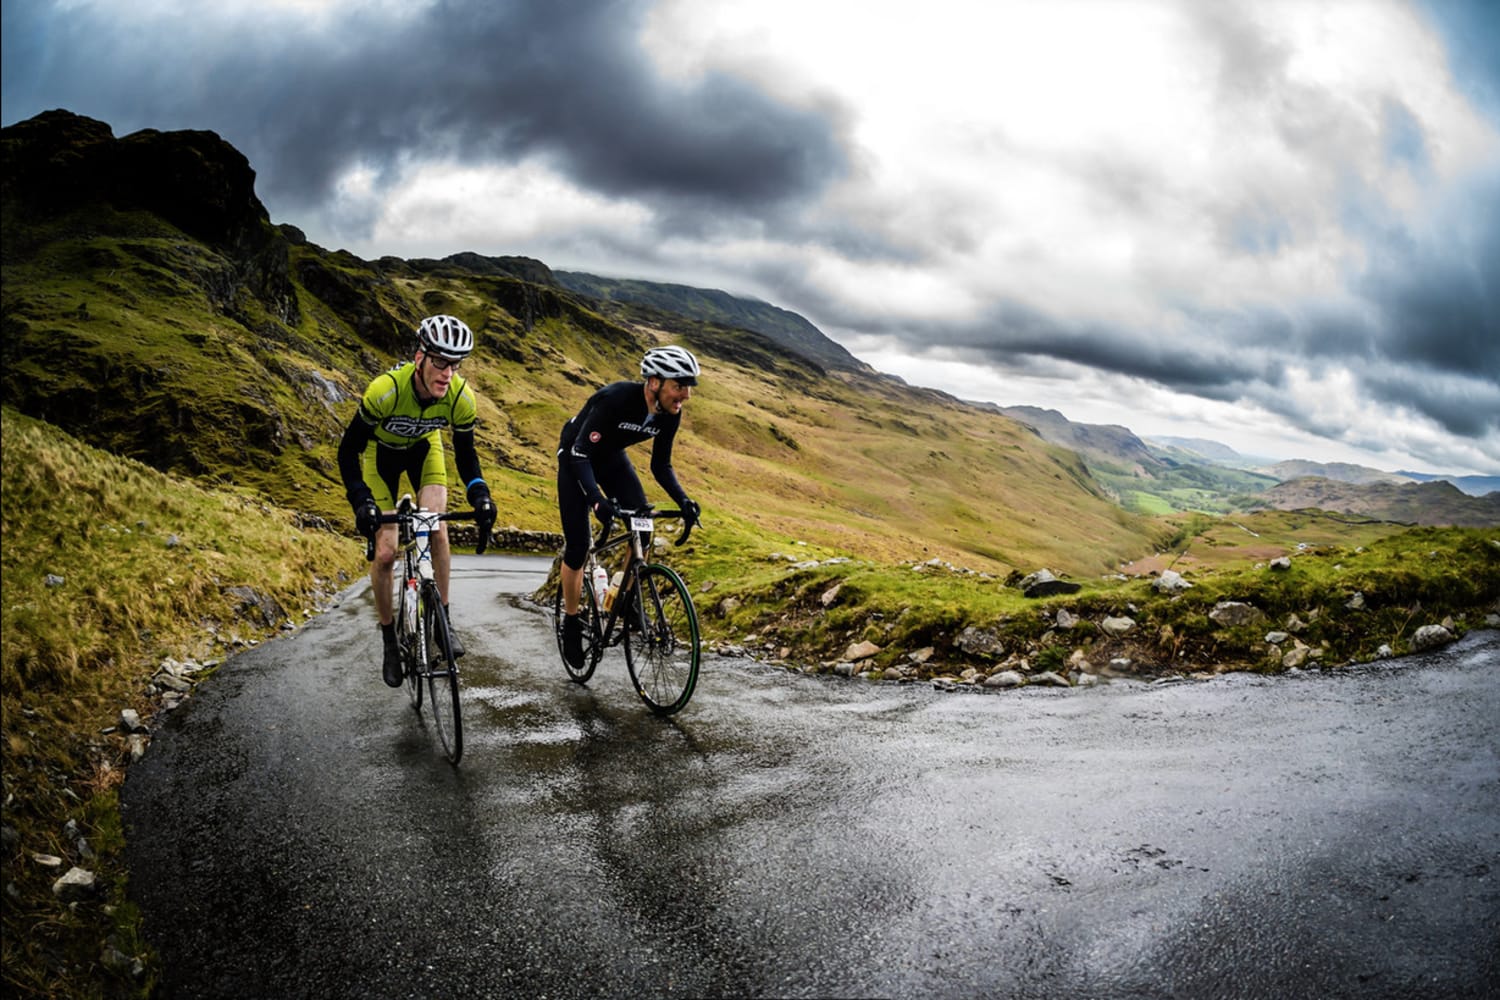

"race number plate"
[630,516,654,533]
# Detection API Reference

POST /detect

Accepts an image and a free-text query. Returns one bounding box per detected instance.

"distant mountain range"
[1397,469,1500,496]
[1154,444,1498,498]
[546,278,1497,507]
[1257,477,1500,527]
[991,405,1163,475]
[546,274,1498,520]
[1146,435,1259,465]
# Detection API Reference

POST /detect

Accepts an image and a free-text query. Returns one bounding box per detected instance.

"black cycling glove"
[468,482,497,531]
[680,497,701,527]
[591,495,618,523]
[353,497,380,540]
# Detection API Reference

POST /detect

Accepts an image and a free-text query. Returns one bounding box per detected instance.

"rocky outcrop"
[440,252,558,286]
[1208,602,1267,628]
[695,550,1490,692]
[5,110,262,248]
[1,110,298,324]
[294,253,412,357]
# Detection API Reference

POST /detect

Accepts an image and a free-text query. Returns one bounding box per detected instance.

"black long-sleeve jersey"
[557,380,687,505]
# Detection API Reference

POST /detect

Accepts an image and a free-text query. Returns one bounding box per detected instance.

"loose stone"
[982,670,1024,689]
[1411,624,1456,651]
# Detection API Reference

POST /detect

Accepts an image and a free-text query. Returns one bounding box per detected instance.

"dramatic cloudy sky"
[5,0,1498,474]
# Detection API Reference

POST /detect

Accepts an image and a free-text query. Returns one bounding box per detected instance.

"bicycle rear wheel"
[622,564,700,715]
[422,584,462,764]
[552,571,601,684]
[399,576,423,710]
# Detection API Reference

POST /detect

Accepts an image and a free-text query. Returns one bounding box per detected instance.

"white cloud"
[345,159,653,261]
[631,0,1500,472]
[639,1,1492,333]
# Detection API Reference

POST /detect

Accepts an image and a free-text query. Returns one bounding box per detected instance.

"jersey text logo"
[384,416,448,437]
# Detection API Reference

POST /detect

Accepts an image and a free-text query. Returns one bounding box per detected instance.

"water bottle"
[604,571,623,611]
[592,564,608,610]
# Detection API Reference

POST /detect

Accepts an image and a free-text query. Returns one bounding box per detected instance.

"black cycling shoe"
[382,641,403,688]
[562,613,584,670]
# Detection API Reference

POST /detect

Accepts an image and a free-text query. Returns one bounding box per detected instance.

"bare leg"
[562,562,583,615]
[370,523,398,626]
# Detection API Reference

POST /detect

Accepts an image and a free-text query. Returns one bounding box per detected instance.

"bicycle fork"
[398,576,421,661]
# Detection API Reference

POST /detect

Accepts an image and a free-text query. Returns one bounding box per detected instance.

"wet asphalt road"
[122,555,1500,999]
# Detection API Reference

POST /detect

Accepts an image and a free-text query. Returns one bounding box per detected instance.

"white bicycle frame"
[392,499,443,617]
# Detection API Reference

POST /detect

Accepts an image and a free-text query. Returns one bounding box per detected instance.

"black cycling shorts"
[558,450,647,569]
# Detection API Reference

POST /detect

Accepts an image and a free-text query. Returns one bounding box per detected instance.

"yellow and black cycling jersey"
[337,362,483,510]
[358,362,477,446]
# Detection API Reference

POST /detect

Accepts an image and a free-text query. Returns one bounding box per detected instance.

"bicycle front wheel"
[622,564,700,715]
[423,585,462,764]
[552,571,601,684]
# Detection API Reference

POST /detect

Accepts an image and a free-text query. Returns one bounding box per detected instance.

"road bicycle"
[366,494,488,764]
[552,506,701,715]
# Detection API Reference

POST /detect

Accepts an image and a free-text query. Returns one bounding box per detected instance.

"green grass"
[660,507,1499,678]
[1,408,364,999]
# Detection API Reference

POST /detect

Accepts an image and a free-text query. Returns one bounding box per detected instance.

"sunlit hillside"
[0,112,1162,578]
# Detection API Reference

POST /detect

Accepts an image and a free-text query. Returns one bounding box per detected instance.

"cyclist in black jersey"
[338,315,498,687]
[556,345,703,670]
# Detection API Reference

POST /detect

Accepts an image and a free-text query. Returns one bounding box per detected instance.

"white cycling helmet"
[641,345,700,384]
[416,314,474,360]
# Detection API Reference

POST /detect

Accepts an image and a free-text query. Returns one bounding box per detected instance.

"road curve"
[122,555,1500,999]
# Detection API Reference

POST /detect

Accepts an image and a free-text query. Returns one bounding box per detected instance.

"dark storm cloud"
[1359,167,1500,377]
[958,306,1282,398]
[1364,367,1500,439]
[1,0,846,224]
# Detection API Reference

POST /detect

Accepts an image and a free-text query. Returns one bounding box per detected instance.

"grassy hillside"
[1097,461,1281,516]
[0,408,365,998]
[670,502,1498,679]
[989,405,1284,515]
[555,269,871,373]
[1,209,1164,579]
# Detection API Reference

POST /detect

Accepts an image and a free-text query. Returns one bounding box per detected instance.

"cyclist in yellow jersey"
[338,315,497,687]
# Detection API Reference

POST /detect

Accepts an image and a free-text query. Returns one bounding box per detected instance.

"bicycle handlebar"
[362,502,491,560]
[593,506,697,551]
